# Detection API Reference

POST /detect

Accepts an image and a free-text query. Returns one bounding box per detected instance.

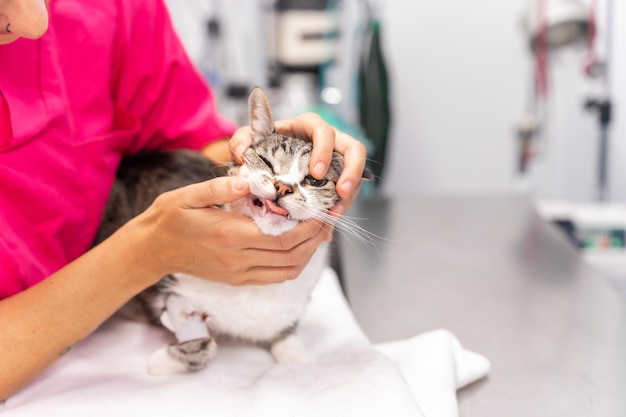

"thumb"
[179,177,249,209]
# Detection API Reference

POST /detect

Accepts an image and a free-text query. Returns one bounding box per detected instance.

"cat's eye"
[305,175,328,187]
[258,155,274,171]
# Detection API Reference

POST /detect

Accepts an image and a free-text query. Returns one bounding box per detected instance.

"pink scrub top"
[0,0,237,298]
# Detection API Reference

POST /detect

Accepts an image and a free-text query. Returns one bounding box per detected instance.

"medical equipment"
[358,0,390,185]
[518,0,614,201]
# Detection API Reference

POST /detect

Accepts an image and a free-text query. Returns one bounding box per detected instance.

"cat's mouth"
[249,195,290,218]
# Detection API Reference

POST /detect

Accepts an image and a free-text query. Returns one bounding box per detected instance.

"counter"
[336,195,626,416]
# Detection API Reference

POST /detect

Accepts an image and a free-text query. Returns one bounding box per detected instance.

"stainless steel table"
[336,195,626,416]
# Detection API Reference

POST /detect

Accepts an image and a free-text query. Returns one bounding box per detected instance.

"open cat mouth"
[249,195,290,218]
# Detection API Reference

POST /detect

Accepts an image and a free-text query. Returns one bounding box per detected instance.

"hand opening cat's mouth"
[249,195,291,218]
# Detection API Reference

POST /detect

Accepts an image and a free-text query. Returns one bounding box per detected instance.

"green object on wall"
[358,14,390,185]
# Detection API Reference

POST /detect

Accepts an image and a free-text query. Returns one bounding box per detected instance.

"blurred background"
[164,0,626,285]
[163,0,624,201]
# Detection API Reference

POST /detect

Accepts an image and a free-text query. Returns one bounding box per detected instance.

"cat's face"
[232,134,343,236]
[228,89,344,236]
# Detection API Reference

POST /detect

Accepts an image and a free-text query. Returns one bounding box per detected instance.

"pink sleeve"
[0,240,23,299]
[111,0,236,153]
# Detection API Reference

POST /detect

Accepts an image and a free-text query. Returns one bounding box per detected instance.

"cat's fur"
[95,87,373,374]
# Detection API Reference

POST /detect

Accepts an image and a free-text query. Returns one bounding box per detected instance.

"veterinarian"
[0,0,367,400]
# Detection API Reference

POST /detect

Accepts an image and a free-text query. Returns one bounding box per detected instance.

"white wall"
[608,0,626,202]
[378,0,626,202]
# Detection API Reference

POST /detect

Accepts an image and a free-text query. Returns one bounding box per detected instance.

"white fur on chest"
[169,243,329,342]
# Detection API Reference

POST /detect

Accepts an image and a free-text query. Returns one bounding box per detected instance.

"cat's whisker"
[299,206,385,250]
[334,217,383,249]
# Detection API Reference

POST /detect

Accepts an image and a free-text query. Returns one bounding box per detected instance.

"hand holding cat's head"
[227,88,372,237]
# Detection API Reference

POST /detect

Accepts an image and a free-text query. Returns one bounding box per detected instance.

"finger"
[321,212,338,241]
[232,268,306,286]
[229,125,253,163]
[274,112,328,138]
[332,130,367,200]
[275,113,335,179]
[178,176,249,209]
[238,218,324,253]
[232,250,319,285]
[211,237,321,286]
[272,219,325,250]
[245,231,325,269]
[276,114,368,194]
[322,225,334,242]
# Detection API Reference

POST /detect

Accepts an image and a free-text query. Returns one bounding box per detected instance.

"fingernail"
[313,162,327,178]
[340,181,353,196]
[232,178,249,192]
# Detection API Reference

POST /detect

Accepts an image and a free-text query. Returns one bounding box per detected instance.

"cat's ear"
[361,165,376,180]
[248,87,276,143]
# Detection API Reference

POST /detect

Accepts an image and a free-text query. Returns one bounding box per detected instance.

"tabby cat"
[96,87,373,374]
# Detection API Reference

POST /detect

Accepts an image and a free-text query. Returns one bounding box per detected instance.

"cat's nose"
[275,181,293,196]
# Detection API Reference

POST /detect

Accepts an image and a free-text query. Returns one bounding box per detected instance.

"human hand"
[230,112,368,225]
[127,176,327,287]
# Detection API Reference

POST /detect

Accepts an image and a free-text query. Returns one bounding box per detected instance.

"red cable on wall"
[535,0,549,97]
[583,0,598,77]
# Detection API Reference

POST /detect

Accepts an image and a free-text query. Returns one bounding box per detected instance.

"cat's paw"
[147,345,188,375]
[147,337,217,375]
[270,334,315,364]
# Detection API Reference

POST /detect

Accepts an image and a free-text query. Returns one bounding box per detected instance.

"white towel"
[2,268,490,417]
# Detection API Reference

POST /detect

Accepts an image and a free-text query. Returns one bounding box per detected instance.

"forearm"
[0,225,161,401]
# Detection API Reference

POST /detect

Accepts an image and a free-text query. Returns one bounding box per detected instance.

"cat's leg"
[269,332,315,364]
[147,294,217,375]
[148,337,217,375]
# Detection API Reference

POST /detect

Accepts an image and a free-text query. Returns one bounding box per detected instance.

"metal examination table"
[336,195,626,416]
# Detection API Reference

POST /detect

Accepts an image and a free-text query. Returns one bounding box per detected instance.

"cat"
[95,87,373,375]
